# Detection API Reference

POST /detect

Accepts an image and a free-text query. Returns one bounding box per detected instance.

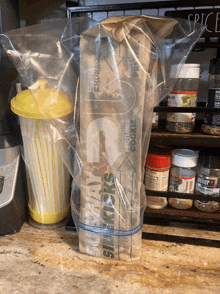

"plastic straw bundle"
[10,80,73,227]
[19,117,70,225]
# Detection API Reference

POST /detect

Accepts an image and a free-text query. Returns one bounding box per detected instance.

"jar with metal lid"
[152,111,159,129]
[145,148,171,209]
[201,57,220,136]
[151,61,161,130]
[166,64,200,133]
[194,153,220,212]
[168,149,198,210]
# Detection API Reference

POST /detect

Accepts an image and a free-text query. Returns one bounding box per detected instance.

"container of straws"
[11,80,73,229]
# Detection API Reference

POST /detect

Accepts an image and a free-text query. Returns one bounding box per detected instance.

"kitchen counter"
[0,221,220,294]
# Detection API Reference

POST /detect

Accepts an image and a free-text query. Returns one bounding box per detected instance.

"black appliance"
[0,0,27,235]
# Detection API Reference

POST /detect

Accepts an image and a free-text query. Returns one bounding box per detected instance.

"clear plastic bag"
[0,16,204,260]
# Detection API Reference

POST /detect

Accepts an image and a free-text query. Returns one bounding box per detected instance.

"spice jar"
[194,153,220,212]
[151,61,161,130]
[152,111,159,129]
[145,148,171,209]
[168,149,198,210]
[201,57,220,136]
[166,64,200,133]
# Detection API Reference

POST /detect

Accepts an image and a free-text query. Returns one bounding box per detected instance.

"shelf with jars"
[146,56,220,235]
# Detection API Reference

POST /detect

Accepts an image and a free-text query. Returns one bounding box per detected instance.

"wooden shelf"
[150,126,220,148]
[145,207,220,221]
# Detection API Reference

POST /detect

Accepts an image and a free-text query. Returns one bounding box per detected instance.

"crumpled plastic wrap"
[0,15,204,260]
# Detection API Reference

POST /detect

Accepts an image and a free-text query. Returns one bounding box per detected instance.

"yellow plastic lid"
[11,79,73,119]
[29,204,70,225]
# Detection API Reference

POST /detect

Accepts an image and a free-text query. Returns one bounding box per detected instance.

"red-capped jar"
[145,148,171,209]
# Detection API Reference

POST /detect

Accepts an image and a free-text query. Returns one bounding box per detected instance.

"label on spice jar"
[204,89,220,126]
[195,175,220,195]
[145,168,169,191]
[167,91,197,123]
[207,89,220,108]
[169,173,195,193]
[152,112,159,124]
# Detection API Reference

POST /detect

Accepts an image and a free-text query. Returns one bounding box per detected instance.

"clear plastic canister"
[166,64,200,133]
[10,80,73,229]
[168,149,198,210]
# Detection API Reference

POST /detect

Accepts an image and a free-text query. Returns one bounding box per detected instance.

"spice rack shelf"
[150,127,220,147]
[143,207,220,247]
[145,206,220,221]
[148,120,220,232]
[151,101,220,146]
[145,189,220,202]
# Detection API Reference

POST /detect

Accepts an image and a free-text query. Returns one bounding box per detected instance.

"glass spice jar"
[166,64,200,133]
[201,57,220,136]
[194,153,220,213]
[145,147,171,209]
[152,111,159,129]
[168,149,198,210]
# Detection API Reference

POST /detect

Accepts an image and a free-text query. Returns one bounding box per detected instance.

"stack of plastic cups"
[10,80,73,228]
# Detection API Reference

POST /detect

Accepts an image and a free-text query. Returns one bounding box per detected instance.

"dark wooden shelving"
[148,120,220,231]
[145,206,220,221]
[146,189,220,201]
[150,128,220,148]
[149,112,220,148]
